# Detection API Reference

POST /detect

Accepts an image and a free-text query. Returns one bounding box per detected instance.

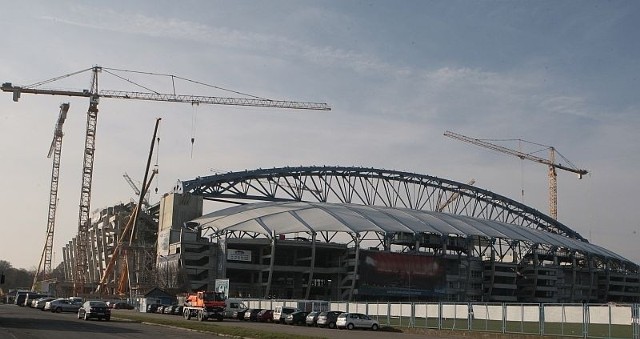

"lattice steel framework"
[176,166,586,241]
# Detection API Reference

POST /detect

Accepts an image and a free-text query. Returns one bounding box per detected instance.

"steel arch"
[175,166,586,241]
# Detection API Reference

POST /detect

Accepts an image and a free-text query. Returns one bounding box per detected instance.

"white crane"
[32,103,70,291]
[3,66,330,295]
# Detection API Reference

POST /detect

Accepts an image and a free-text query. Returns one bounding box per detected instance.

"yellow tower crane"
[2,66,330,295]
[31,102,70,292]
[444,130,588,220]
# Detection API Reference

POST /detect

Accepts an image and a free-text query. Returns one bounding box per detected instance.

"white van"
[224,298,247,318]
[273,306,298,324]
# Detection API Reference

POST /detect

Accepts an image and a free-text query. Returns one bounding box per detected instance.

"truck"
[182,291,226,321]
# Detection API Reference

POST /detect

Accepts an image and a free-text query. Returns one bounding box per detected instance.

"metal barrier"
[244,299,639,339]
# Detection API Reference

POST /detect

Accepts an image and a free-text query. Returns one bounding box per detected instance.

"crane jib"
[1,83,331,110]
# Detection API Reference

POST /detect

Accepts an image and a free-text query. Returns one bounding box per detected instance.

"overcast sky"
[1,1,638,270]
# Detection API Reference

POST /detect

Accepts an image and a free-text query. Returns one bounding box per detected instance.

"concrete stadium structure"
[62,166,640,303]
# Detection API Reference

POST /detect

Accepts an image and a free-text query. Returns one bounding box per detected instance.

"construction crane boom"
[444,130,588,219]
[123,172,150,209]
[3,66,330,296]
[123,173,141,196]
[32,103,70,291]
[2,86,330,110]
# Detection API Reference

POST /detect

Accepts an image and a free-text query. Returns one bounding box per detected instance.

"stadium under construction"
[60,166,640,303]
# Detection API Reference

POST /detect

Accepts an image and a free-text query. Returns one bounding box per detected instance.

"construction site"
[3,67,639,304]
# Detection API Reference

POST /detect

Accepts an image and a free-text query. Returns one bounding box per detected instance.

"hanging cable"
[190,102,198,158]
[519,139,525,203]
[154,132,160,195]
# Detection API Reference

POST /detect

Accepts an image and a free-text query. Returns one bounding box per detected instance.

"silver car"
[34,297,56,310]
[336,312,379,330]
[45,298,82,313]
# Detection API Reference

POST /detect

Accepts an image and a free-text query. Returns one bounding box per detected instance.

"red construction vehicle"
[182,291,226,321]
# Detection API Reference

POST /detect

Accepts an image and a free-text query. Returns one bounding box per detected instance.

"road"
[110,309,455,339]
[0,304,454,339]
[0,304,218,339]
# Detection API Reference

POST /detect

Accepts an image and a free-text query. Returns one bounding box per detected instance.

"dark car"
[316,310,344,329]
[172,305,184,315]
[233,309,247,320]
[256,309,273,322]
[112,302,135,310]
[285,311,309,325]
[146,303,159,313]
[305,311,320,326]
[78,301,111,321]
[244,308,263,321]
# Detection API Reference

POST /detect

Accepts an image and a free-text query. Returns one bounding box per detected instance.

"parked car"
[273,306,298,324]
[111,301,135,310]
[78,301,111,321]
[233,309,247,320]
[244,308,263,321]
[24,293,49,307]
[305,311,320,326]
[171,305,184,315]
[146,303,160,313]
[34,297,56,310]
[336,312,379,330]
[45,298,82,313]
[284,311,309,325]
[256,309,273,322]
[68,297,83,304]
[316,310,343,329]
[14,291,29,306]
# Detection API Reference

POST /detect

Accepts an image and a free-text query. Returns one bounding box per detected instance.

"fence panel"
[471,303,503,333]
[441,303,469,330]
[505,303,540,335]
[413,302,440,329]
[385,303,411,327]
[331,301,348,312]
[246,298,637,338]
[587,304,634,339]
[541,304,583,337]
[370,302,390,326]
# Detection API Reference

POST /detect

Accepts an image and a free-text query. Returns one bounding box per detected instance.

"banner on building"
[227,249,252,262]
[357,250,446,298]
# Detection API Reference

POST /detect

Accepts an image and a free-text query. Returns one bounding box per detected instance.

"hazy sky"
[1,1,638,270]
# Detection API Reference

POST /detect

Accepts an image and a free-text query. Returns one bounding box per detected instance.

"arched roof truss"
[176,166,584,240]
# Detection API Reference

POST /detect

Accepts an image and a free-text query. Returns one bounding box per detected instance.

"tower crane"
[443,130,588,220]
[2,66,330,295]
[31,103,70,291]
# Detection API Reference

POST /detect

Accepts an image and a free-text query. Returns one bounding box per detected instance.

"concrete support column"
[305,232,317,299]
[265,231,276,298]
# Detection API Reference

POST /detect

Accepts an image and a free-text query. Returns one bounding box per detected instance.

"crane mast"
[3,66,330,296]
[444,130,588,220]
[32,103,70,291]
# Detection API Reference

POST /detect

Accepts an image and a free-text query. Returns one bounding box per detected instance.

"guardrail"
[244,299,639,339]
